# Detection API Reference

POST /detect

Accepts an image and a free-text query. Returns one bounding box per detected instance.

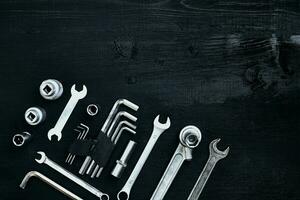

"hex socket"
[13,132,32,147]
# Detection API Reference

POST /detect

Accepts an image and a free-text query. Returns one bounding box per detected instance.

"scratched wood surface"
[0,0,300,200]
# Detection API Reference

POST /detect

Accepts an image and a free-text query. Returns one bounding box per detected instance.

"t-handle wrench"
[117,115,171,200]
[35,151,109,200]
[187,139,229,200]
[150,126,202,200]
[48,84,87,141]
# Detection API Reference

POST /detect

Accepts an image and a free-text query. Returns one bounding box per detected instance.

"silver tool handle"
[150,144,186,200]
[20,171,83,200]
[187,156,217,200]
[123,133,159,191]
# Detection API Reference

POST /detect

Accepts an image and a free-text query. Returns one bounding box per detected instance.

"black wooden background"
[0,0,300,200]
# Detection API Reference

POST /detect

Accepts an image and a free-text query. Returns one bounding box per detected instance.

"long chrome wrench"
[117,115,171,200]
[35,151,109,200]
[187,139,229,200]
[150,126,202,200]
[48,84,87,141]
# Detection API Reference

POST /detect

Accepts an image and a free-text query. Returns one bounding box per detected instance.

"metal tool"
[20,171,83,200]
[92,126,136,178]
[80,99,139,176]
[106,111,137,138]
[187,139,229,200]
[40,79,63,100]
[12,132,31,147]
[117,115,171,200]
[25,107,46,125]
[111,121,137,142]
[150,126,202,200]
[101,99,139,134]
[48,84,87,141]
[111,140,136,178]
[35,151,109,200]
[66,123,90,165]
[87,104,99,116]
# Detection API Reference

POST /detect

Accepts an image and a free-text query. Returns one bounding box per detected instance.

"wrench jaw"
[35,151,47,164]
[71,84,88,99]
[153,115,171,131]
[209,139,230,160]
[117,190,129,200]
[47,128,62,141]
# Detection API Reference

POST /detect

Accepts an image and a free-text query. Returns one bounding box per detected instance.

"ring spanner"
[35,151,109,200]
[117,115,171,200]
[48,84,87,141]
[150,126,202,200]
[187,139,229,200]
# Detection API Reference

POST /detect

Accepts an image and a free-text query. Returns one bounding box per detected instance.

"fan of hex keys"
[66,99,139,178]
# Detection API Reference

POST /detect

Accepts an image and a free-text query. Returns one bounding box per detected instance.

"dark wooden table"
[0,0,300,200]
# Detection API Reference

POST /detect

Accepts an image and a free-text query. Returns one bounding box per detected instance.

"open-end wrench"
[150,126,202,200]
[187,139,229,200]
[48,84,87,141]
[35,151,109,200]
[117,115,171,200]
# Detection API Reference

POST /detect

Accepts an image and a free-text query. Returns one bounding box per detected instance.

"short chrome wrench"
[150,126,202,200]
[117,115,171,200]
[187,139,229,200]
[35,151,109,200]
[48,84,87,141]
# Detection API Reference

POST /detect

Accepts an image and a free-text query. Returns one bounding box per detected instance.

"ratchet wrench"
[150,126,202,200]
[187,139,229,200]
[117,115,171,200]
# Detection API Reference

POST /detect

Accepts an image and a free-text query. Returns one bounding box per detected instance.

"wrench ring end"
[117,190,129,200]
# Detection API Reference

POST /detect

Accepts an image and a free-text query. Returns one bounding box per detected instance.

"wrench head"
[47,128,62,141]
[153,115,171,130]
[70,84,87,99]
[209,139,230,159]
[179,125,202,148]
[35,151,47,164]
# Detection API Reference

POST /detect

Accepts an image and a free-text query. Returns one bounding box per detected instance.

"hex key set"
[14,79,230,200]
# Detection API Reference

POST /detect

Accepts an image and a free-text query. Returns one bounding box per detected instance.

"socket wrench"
[117,115,171,200]
[150,126,202,200]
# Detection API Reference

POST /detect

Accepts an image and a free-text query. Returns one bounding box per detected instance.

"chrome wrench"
[117,115,171,200]
[150,126,202,200]
[35,151,109,200]
[48,84,87,141]
[187,139,229,200]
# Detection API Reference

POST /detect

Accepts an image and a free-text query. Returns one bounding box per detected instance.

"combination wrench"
[117,115,171,200]
[187,139,229,200]
[48,84,87,141]
[35,151,109,200]
[150,126,202,200]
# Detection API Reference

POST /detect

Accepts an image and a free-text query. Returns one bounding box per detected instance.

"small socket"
[87,104,99,116]
[13,132,31,147]
[25,107,46,126]
[40,79,63,100]
[111,140,136,178]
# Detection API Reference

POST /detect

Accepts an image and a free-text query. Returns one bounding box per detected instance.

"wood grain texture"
[0,0,299,200]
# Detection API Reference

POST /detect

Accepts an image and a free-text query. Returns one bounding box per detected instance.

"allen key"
[79,99,139,176]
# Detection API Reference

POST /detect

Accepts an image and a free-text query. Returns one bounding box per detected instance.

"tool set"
[14,79,230,200]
